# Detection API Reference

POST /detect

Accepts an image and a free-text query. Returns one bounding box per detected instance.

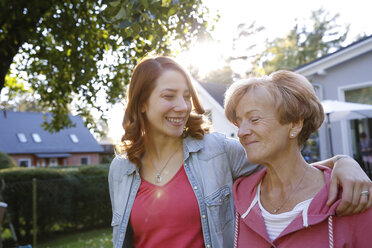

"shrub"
[0,151,17,170]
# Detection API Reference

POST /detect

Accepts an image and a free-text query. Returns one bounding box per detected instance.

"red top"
[131,165,204,248]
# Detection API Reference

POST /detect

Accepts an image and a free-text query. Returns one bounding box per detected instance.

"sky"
[176,0,372,76]
[106,0,372,141]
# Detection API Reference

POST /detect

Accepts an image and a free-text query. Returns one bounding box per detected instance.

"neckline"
[257,181,313,215]
[141,164,184,187]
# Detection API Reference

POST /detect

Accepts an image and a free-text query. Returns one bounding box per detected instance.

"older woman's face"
[236,88,292,165]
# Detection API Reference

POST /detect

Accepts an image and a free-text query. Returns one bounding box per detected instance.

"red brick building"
[0,111,104,167]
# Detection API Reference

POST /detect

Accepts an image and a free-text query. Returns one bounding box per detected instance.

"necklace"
[149,143,182,184]
[265,166,308,213]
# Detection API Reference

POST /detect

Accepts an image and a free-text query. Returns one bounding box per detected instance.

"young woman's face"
[235,88,293,165]
[142,69,192,139]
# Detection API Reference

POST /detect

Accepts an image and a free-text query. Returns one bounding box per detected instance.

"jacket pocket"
[205,185,233,233]
[111,211,121,226]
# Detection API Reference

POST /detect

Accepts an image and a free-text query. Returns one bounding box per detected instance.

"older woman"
[109,57,371,248]
[225,70,372,247]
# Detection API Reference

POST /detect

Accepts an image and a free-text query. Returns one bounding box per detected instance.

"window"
[80,157,89,165]
[19,159,31,167]
[345,86,372,105]
[17,133,27,143]
[49,158,58,167]
[70,134,79,143]
[32,133,42,143]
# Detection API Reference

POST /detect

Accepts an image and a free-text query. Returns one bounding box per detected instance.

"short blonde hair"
[224,70,324,146]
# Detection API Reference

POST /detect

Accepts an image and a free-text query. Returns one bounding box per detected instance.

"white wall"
[193,81,238,138]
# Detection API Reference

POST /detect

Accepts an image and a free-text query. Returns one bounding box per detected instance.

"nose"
[238,121,252,139]
[174,96,189,112]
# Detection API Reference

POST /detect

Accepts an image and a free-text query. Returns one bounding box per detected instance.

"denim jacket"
[108,132,259,248]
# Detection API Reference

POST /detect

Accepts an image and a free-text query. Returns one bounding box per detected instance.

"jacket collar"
[116,154,137,176]
[183,135,204,160]
[121,135,205,175]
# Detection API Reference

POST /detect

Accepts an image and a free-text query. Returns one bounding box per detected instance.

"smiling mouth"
[166,117,185,125]
[241,140,257,147]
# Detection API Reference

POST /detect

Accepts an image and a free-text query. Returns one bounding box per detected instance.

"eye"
[164,95,174,99]
[251,117,260,122]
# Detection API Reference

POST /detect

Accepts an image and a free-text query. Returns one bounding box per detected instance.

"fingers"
[354,189,370,213]
[341,183,364,215]
[335,179,355,216]
[327,175,339,206]
[336,181,372,216]
[367,188,372,209]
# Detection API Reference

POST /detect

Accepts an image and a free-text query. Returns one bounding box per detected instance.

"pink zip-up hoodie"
[233,165,372,248]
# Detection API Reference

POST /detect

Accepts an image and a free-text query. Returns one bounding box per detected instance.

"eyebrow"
[160,88,177,93]
[160,88,190,93]
[236,109,260,119]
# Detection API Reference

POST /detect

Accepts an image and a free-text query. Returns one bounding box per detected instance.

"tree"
[0,151,17,170]
[203,65,233,85]
[253,8,349,75]
[0,0,212,133]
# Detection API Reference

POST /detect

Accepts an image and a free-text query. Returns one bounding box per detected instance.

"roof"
[295,34,372,76]
[0,111,104,154]
[199,82,228,107]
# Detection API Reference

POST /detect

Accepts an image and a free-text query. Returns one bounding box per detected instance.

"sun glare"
[176,42,228,78]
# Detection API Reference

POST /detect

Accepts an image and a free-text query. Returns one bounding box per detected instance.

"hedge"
[0,164,111,245]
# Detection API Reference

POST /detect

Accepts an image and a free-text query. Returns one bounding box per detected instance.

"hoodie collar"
[234,165,341,240]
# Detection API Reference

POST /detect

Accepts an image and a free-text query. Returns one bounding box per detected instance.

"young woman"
[109,56,371,248]
[225,70,372,247]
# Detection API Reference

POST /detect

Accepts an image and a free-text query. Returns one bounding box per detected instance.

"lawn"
[38,227,112,248]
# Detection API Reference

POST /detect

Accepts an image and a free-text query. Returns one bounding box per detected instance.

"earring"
[290,133,295,137]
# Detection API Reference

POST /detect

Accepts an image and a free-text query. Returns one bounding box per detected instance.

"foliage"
[253,8,349,75]
[203,65,234,84]
[0,165,110,245]
[229,21,265,63]
[0,0,212,134]
[38,227,112,248]
[0,151,17,170]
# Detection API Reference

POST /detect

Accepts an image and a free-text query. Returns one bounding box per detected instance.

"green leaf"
[139,0,149,9]
[118,20,132,29]
[168,7,178,16]
[113,7,127,20]
[161,0,171,7]
[108,0,120,7]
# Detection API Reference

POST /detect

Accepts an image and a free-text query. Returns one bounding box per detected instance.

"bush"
[0,151,17,170]
[0,165,111,245]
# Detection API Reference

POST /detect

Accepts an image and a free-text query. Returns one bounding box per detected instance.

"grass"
[37,227,112,248]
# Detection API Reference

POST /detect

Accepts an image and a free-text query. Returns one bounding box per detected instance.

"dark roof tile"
[0,111,103,154]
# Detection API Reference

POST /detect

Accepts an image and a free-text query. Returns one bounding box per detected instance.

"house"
[98,139,116,164]
[0,111,104,167]
[295,35,372,160]
[193,80,238,138]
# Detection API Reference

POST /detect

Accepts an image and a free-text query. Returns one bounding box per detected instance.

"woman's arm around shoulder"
[313,155,372,215]
[217,133,262,180]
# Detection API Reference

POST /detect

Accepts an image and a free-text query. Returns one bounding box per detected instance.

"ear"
[289,119,303,138]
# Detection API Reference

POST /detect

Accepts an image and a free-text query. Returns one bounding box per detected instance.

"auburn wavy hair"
[121,56,209,167]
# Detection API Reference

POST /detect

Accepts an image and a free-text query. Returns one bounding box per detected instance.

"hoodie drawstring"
[328,215,334,248]
[234,210,240,248]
